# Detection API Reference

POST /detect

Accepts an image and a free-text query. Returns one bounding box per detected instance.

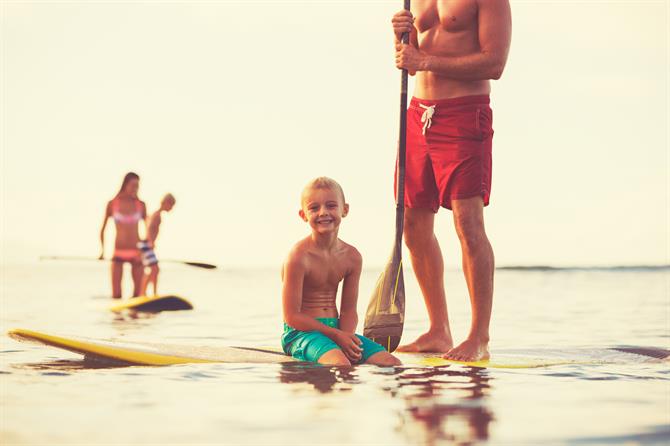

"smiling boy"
[281,177,401,366]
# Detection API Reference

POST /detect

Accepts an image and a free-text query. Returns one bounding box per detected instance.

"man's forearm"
[421,52,505,81]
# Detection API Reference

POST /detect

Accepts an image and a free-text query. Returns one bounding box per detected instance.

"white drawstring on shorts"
[419,104,435,135]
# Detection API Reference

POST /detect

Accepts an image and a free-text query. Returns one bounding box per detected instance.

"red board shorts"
[396,95,493,211]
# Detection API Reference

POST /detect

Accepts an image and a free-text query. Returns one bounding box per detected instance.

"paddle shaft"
[40,256,217,270]
[395,0,410,248]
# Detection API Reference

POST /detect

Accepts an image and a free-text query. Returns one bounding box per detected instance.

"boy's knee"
[318,349,351,366]
[366,352,402,366]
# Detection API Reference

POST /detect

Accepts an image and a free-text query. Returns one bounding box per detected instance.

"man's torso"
[413,0,489,99]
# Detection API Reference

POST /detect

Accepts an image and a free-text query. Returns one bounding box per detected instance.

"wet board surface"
[109,295,193,313]
[11,329,666,369]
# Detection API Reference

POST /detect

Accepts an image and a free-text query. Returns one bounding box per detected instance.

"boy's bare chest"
[304,258,348,289]
[414,0,478,33]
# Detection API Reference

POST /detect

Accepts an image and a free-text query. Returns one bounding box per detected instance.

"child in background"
[138,193,176,296]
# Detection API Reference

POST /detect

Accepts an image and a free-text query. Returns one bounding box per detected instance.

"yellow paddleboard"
[8,329,293,365]
[109,295,193,313]
[8,329,601,368]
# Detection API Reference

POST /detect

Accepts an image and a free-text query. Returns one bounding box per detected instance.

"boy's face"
[299,187,349,234]
[163,200,175,211]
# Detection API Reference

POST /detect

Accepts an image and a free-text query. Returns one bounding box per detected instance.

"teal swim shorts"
[281,318,386,364]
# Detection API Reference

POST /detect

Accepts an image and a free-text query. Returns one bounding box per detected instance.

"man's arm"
[338,248,363,334]
[392,9,419,48]
[396,0,512,80]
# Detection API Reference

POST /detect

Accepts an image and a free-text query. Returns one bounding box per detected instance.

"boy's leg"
[365,351,402,366]
[149,264,159,295]
[318,349,351,366]
[139,267,149,296]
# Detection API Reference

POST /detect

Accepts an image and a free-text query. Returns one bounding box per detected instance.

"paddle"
[39,256,218,270]
[363,0,410,353]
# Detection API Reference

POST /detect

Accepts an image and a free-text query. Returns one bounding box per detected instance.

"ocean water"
[1,261,668,445]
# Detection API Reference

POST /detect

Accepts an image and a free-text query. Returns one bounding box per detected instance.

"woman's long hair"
[116,172,140,197]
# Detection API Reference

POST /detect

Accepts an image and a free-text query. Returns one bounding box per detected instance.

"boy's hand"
[334,330,363,363]
[392,9,414,43]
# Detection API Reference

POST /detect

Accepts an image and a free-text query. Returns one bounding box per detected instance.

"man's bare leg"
[396,208,453,352]
[444,196,494,362]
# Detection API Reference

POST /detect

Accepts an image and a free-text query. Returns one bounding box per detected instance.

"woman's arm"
[99,202,111,259]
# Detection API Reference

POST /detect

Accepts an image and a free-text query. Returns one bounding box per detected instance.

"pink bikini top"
[111,198,143,225]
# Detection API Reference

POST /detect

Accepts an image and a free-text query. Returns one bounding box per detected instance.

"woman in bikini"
[99,172,147,299]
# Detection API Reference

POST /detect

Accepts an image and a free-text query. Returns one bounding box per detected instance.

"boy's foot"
[396,331,453,353]
[442,337,490,362]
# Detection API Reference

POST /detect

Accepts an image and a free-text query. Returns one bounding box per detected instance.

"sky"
[1,0,668,268]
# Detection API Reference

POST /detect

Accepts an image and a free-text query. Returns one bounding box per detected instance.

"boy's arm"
[146,213,161,244]
[99,202,111,259]
[338,248,363,334]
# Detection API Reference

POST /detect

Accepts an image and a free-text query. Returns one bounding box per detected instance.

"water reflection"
[12,358,127,371]
[278,363,494,445]
[278,363,359,393]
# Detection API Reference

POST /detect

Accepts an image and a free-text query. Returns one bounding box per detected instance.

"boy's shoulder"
[336,239,362,264]
[285,237,312,265]
[340,240,363,271]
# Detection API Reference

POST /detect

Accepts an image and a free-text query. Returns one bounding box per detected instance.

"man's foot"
[396,331,453,353]
[443,337,490,362]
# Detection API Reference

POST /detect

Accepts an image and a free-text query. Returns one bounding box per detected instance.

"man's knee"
[404,211,434,251]
[454,215,487,249]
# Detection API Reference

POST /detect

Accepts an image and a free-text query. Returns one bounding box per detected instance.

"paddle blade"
[182,262,217,270]
[363,247,405,352]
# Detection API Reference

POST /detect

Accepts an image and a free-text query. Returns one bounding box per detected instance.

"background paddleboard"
[11,329,664,369]
[109,295,193,313]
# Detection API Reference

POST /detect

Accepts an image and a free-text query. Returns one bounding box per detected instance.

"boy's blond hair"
[162,193,176,205]
[301,177,346,206]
